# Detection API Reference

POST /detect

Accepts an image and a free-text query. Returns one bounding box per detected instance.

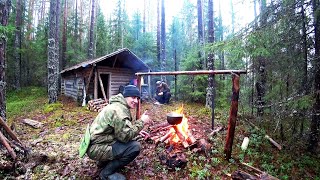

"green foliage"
[95,7,111,57]
[287,95,313,110]
[188,155,211,179]
[0,25,15,36]
[7,87,47,119]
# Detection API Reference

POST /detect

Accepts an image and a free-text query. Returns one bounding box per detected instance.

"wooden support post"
[85,65,95,93]
[224,73,240,160]
[136,75,142,120]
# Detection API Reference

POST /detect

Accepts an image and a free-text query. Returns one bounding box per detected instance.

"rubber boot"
[107,172,126,180]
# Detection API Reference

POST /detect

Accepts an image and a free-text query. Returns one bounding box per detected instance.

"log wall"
[61,66,135,103]
[98,66,135,96]
[61,76,84,101]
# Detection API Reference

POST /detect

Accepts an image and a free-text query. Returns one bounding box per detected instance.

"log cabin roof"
[60,48,150,75]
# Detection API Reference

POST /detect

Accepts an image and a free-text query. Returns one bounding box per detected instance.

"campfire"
[139,106,211,169]
[155,106,197,148]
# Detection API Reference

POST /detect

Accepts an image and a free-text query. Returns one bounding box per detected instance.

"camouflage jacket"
[89,93,144,145]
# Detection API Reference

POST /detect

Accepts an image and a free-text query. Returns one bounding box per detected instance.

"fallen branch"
[243,118,282,151]
[0,117,23,145]
[151,126,172,134]
[241,162,280,180]
[265,135,282,150]
[22,119,43,129]
[208,126,223,136]
[150,122,170,130]
[231,170,258,180]
[0,131,17,160]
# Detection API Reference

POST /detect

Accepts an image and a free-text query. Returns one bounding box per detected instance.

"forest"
[0,0,320,179]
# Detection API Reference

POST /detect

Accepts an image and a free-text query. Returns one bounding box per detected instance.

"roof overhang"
[60,48,151,75]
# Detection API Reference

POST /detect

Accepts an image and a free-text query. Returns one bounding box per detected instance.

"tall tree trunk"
[256,0,267,117]
[206,0,215,110]
[75,0,78,43]
[79,0,83,51]
[56,0,61,92]
[301,0,308,94]
[143,0,146,33]
[40,0,46,24]
[88,0,95,59]
[197,0,204,69]
[61,0,67,70]
[230,0,235,34]
[309,0,320,152]
[157,0,161,70]
[48,0,58,103]
[26,0,34,40]
[160,0,166,73]
[14,0,22,90]
[218,0,225,80]
[0,0,11,121]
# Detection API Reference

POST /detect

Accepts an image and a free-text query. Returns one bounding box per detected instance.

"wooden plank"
[112,55,118,68]
[98,73,107,102]
[136,70,247,76]
[94,69,98,99]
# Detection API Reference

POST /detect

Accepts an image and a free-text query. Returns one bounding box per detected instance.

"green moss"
[43,103,63,113]
[7,86,47,120]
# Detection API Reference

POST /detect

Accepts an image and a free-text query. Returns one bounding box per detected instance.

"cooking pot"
[167,112,183,125]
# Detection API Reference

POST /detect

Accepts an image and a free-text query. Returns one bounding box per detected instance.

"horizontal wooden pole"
[136,70,247,76]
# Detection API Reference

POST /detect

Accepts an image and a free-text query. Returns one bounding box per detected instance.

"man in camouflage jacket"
[82,85,150,180]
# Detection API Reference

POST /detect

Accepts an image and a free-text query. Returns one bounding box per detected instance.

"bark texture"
[48,0,58,103]
[0,0,11,120]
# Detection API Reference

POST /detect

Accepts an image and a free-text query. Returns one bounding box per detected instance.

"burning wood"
[159,131,174,143]
[149,106,201,149]
[187,131,197,144]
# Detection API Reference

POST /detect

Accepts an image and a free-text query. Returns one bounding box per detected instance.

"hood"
[109,93,128,107]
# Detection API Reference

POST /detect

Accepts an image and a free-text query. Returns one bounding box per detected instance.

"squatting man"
[79,85,151,180]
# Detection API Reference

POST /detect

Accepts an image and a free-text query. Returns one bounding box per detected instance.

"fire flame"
[171,105,189,143]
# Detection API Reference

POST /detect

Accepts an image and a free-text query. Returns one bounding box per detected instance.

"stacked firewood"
[87,98,108,112]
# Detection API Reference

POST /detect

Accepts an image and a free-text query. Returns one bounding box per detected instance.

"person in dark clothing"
[155,81,171,104]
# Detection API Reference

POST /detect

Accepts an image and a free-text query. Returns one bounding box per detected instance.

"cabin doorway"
[98,73,110,100]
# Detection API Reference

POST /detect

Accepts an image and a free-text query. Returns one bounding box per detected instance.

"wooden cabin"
[60,48,151,104]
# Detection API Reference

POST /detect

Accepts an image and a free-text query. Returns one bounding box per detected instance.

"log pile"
[87,98,108,112]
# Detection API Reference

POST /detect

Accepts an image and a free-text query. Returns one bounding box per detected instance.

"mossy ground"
[3,87,319,179]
